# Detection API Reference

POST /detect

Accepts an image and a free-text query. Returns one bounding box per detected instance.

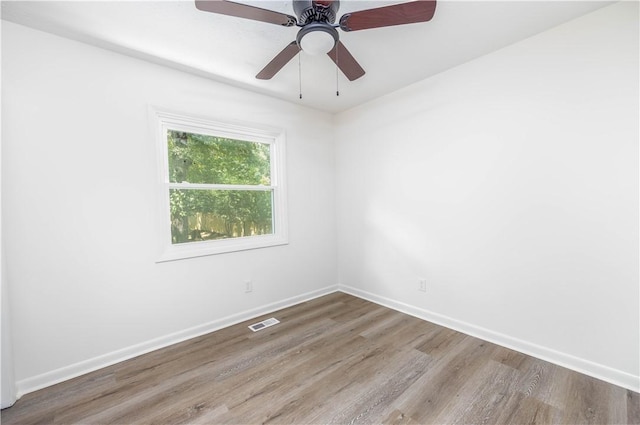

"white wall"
[335,2,639,390]
[1,249,16,408]
[2,21,337,394]
[1,41,17,403]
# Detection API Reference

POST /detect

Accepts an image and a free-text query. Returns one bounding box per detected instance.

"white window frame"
[151,107,288,262]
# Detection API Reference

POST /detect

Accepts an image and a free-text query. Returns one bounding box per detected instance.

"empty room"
[1,0,638,423]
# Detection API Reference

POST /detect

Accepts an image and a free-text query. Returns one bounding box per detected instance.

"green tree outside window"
[167,130,274,244]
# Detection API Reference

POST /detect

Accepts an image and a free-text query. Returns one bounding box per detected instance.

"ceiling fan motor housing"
[293,0,341,25]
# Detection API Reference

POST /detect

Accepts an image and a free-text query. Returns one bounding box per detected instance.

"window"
[153,108,288,261]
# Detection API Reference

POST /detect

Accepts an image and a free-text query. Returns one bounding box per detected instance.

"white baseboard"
[339,284,639,393]
[16,285,339,398]
[14,283,639,398]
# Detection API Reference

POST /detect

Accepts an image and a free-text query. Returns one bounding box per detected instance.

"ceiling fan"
[195,0,437,81]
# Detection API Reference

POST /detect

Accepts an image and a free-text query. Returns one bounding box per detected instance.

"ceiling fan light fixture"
[300,31,335,55]
[296,23,338,55]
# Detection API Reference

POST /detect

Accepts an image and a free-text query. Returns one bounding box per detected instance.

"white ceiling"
[1,0,613,113]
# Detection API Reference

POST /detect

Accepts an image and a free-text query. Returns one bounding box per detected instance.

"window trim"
[151,106,288,262]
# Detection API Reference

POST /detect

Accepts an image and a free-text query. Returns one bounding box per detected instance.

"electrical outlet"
[418,279,427,292]
[245,280,253,293]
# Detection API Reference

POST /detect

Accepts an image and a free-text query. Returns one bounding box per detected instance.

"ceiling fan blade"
[327,41,365,81]
[256,41,301,80]
[195,0,297,27]
[339,0,436,32]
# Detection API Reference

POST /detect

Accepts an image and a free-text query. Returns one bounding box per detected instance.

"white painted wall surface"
[335,2,639,390]
[1,63,17,404]
[1,250,16,408]
[2,21,337,394]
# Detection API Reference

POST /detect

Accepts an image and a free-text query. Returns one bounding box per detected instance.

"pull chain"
[335,45,340,97]
[298,52,303,100]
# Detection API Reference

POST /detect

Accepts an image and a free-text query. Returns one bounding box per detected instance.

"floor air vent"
[248,317,280,332]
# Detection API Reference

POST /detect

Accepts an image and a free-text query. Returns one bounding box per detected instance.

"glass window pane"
[169,189,273,244]
[167,130,271,185]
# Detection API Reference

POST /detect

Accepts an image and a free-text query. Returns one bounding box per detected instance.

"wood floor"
[2,292,638,424]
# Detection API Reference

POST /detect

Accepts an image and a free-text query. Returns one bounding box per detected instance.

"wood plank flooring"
[2,292,638,424]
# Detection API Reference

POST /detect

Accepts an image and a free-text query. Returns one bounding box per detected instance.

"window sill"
[156,234,288,262]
